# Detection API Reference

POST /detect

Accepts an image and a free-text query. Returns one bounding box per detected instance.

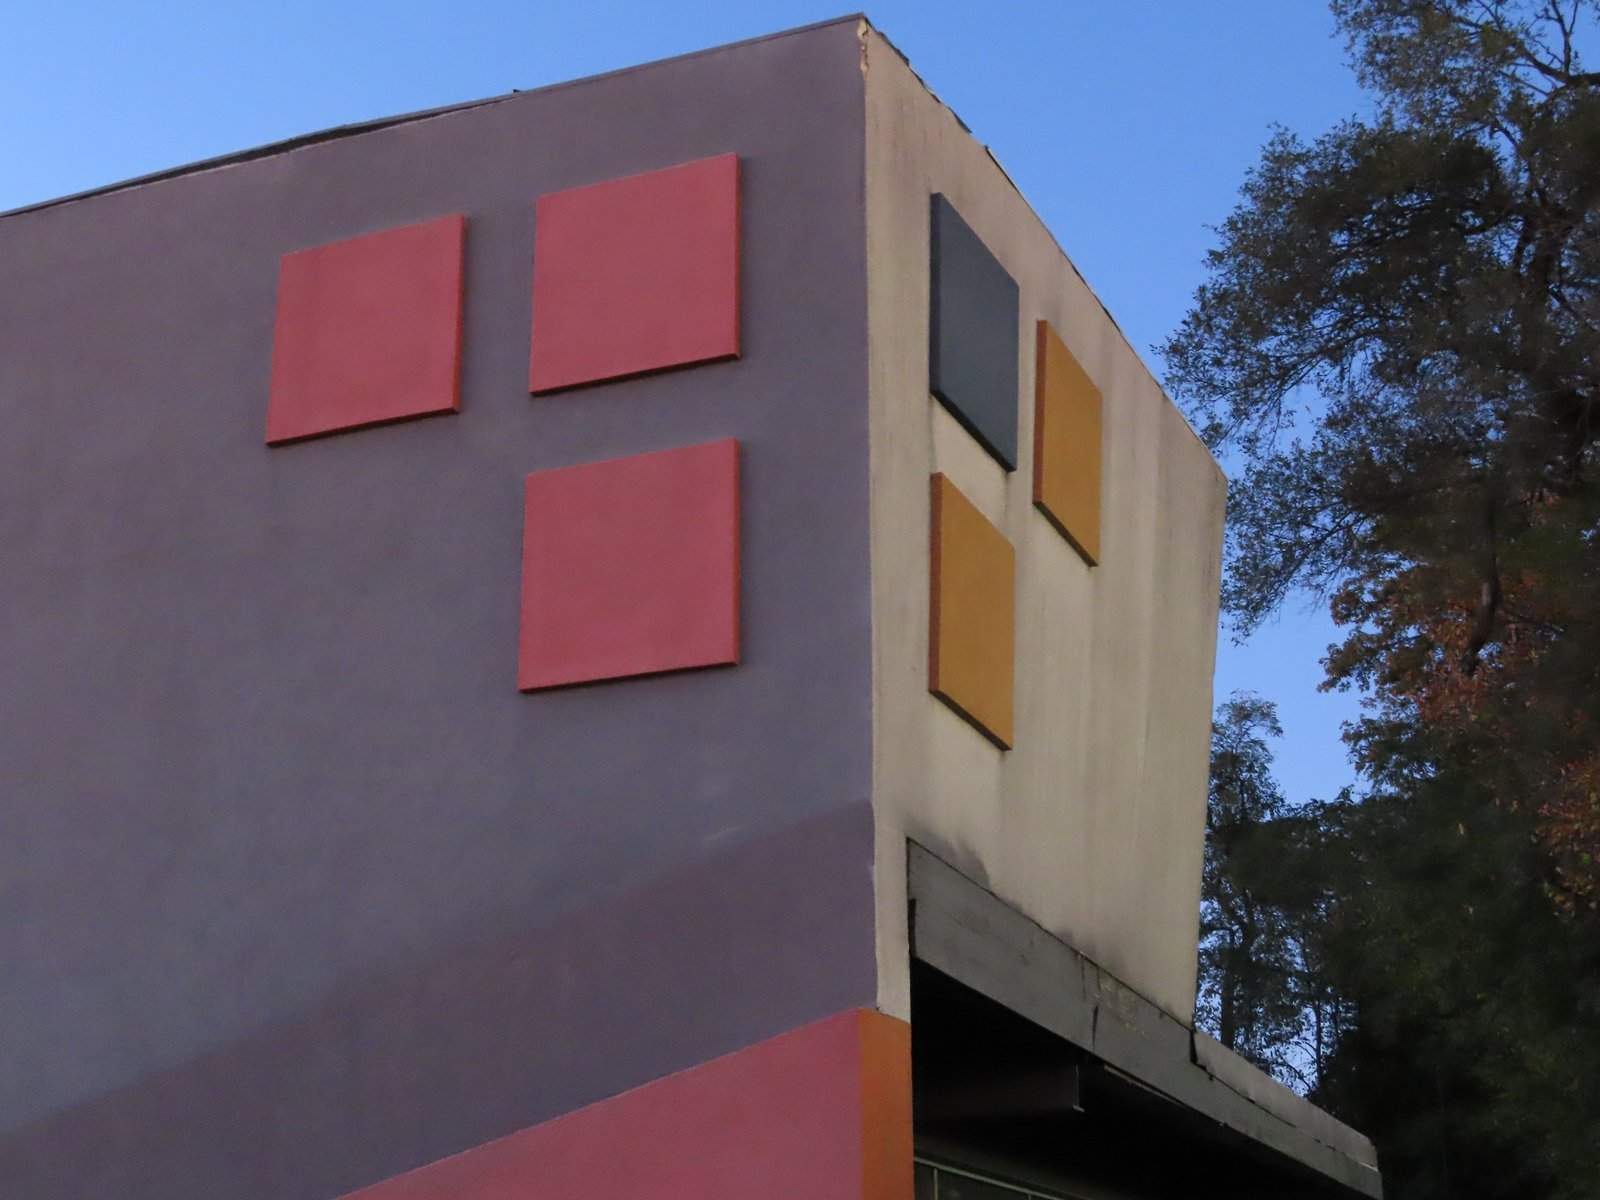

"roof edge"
[1,13,868,223]
[857,23,1223,478]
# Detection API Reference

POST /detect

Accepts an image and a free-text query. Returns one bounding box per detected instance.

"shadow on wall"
[0,802,876,1200]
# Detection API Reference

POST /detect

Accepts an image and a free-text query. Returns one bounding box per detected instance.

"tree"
[1165,0,1600,905]
[1170,3,1600,1195]
[1199,695,1349,1088]
[1308,719,1600,1199]
[1198,701,1600,1199]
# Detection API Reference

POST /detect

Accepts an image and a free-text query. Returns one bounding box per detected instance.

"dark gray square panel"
[929,193,1020,470]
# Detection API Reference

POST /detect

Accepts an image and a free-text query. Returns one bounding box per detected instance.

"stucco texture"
[863,25,1227,1026]
[0,18,874,1198]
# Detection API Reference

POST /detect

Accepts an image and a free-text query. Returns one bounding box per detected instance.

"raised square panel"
[266,215,465,444]
[929,473,1015,748]
[529,153,740,394]
[519,439,740,690]
[1033,320,1103,564]
[929,194,1020,470]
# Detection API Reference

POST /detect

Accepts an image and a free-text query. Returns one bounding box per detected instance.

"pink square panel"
[528,153,740,394]
[519,438,741,690]
[267,214,465,444]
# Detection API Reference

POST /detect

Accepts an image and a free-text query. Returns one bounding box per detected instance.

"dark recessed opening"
[911,960,1353,1200]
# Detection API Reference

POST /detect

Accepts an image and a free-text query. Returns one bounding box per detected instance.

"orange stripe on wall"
[858,1008,915,1200]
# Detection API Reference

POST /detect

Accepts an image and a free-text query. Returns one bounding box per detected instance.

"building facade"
[0,17,1380,1199]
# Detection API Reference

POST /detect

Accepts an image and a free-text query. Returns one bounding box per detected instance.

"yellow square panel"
[1033,320,1102,564]
[929,474,1015,748]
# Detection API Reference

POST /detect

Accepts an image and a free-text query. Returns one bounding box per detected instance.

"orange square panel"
[529,153,740,394]
[929,474,1015,749]
[266,215,465,444]
[1033,320,1103,564]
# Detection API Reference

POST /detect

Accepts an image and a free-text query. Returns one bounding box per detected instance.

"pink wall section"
[338,1009,912,1200]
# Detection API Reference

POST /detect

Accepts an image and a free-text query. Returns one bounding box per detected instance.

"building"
[0,16,1381,1199]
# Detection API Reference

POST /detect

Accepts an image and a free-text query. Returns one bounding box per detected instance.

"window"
[917,1158,1085,1200]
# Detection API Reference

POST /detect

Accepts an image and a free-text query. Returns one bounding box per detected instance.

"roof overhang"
[908,842,1382,1197]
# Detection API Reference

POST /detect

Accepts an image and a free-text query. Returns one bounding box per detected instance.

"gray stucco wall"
[0,18,874,1197]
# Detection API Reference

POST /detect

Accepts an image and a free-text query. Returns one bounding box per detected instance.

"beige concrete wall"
[862,24,1227,1024]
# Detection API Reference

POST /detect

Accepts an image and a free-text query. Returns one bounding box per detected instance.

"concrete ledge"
[907,842,1381,1198]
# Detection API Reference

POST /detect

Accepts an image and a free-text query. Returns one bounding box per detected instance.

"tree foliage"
[1199,695,1349,1088]
[1167,0,1600,906]
[1200,690,1600,1198]
[1175,3,1600,1196]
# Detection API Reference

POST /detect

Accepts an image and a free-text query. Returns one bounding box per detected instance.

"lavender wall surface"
[0,19,873,1198]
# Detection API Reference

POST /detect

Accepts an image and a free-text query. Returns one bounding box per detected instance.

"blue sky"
[4,1,1371,802]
